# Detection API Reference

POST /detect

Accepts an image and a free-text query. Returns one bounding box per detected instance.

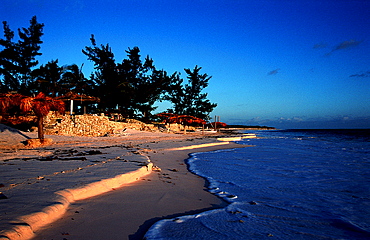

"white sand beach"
[0,125,247,240]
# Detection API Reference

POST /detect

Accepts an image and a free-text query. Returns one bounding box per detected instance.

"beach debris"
[0,183,4,188]
[0,192,8,199]
[38,156,54,161]
[127,142,134,148]
[152,166,162,172]
[79,150,103,155]
[37,176,45,180]
[169,168,179,172]
[249,201,258,205]
[58,157,87,160]
[230,210,242,214]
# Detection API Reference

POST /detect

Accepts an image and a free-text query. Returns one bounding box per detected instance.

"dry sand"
[0,124,248,240]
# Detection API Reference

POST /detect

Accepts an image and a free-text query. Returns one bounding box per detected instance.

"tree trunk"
[37,116,44,143]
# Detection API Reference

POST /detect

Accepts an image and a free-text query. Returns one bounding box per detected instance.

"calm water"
[145,129,370,240]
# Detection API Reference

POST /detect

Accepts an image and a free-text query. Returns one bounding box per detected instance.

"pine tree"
[83,37,173,119]
[30,60,63,97]
[82,34,119,112]
[165,66,217,119]
[0,16,44,94]
[59,63,92,96]
[118,47,172,120]
[0,21,18,92]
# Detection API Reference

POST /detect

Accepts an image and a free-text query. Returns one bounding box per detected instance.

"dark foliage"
[0,17,217,122]
[0,16,44,94]
[164,66,217,119]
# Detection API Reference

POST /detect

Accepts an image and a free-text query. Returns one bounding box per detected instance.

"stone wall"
[43,112,196,137]
[44,113,156,137]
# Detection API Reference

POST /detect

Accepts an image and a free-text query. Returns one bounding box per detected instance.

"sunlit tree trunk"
[36,115,44,142]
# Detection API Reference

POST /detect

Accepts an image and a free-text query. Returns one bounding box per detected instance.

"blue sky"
[1,0,369,129]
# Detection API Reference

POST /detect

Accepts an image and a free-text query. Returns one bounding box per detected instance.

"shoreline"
[34,141,248,240]
[0,126,251,239]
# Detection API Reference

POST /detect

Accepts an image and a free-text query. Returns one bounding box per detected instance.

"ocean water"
[144,129,370,240]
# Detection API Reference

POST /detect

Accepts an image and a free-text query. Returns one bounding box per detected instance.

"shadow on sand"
[0,124,32,148]
[0,124,31,139]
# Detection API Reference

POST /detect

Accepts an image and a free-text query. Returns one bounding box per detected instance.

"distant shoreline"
[220,126,276,132]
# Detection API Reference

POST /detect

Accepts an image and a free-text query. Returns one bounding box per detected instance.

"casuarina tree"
[82,34,120,112]
[165,66,217,120]
[83,36,174,119]
[118,47,173,120]
[0,16,44,94]
[30,59,63,97]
